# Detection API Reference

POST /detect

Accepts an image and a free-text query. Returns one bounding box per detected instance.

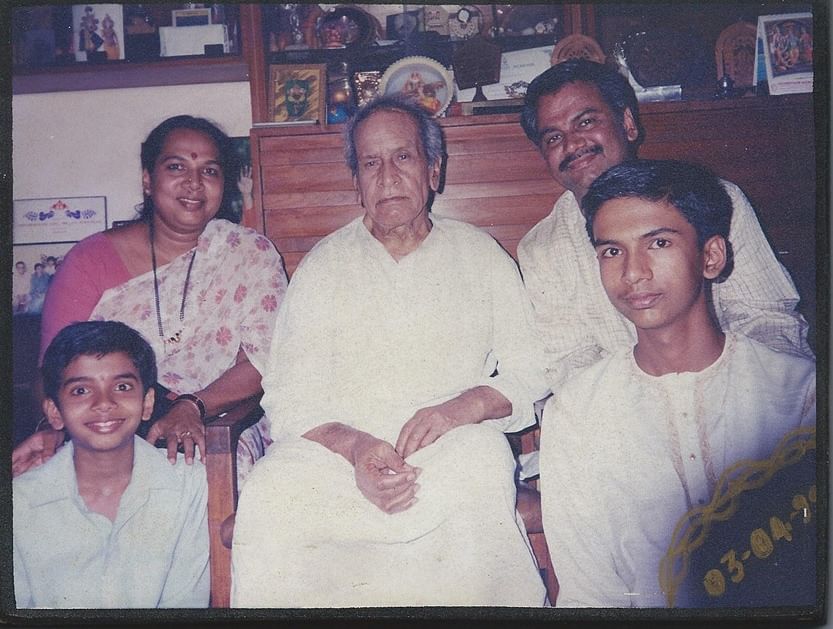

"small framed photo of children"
[268,64,327,125]
[12,242,75,315]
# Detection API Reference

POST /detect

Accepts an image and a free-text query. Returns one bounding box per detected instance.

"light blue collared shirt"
[14,436,209,608]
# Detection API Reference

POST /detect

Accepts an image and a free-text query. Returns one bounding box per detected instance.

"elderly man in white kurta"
[231,95,549,607]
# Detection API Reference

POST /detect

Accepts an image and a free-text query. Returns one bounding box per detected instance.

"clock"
[449,5,482,41]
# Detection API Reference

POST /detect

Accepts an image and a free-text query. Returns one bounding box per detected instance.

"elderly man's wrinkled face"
[353,110,440,234]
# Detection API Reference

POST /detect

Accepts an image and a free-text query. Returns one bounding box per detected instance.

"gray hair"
[343,94,445,177]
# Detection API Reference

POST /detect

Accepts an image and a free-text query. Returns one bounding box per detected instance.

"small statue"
[715,62,736,99]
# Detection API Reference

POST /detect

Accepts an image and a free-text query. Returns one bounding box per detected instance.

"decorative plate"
[317,5,377,48]
[379,55,454,117]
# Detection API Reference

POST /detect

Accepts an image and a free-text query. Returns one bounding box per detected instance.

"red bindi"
[191,152,198,159]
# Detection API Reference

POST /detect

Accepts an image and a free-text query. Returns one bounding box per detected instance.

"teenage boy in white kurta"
[539,160,815,608]
[232,96,549,607]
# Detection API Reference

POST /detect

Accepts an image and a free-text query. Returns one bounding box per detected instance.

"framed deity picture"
[268,64,327,125]
[755,13,813,95]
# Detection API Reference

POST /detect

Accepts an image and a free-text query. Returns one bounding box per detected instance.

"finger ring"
[180,431,192,438]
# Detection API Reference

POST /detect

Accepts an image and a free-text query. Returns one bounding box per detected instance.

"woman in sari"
[12,115,287,481]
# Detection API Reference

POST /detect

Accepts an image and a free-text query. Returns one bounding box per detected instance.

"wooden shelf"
[13,56,249,94]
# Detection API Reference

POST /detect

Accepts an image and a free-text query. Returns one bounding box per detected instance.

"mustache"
[559,145,603,172]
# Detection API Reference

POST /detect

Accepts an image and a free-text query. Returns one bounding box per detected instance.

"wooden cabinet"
[247,94,817,343]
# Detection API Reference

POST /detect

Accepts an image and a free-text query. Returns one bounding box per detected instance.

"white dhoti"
[231,424,546,607]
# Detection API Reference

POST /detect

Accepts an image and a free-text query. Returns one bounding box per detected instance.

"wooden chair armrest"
[509,420,559,603]
[205,395,263,608]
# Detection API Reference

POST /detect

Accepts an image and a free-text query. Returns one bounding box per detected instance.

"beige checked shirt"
[518,181,812,393]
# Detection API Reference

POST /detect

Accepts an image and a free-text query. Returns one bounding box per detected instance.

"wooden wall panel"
[250,94,817,337]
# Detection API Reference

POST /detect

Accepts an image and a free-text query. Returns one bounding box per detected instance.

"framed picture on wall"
[13,196,107,245]
[12,242,76,315]
[268,64,327,124]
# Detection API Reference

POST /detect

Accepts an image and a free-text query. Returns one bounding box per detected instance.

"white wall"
[12,81,252,225]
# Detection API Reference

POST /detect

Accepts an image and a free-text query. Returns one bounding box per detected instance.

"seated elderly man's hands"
[12,428,64,478]
[145,402,206,465]
[351,432,421,514]
[396,386,511,459]
[396,398,469,460]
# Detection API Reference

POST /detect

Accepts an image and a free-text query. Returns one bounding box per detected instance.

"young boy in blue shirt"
[14,321,210,608]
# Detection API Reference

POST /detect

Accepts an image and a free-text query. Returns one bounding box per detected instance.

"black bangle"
[173,393,207,423]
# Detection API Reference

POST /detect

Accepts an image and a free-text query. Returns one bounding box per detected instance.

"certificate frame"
[13,196,107,245]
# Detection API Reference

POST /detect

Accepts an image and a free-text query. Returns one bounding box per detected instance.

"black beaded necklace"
[149,221,197,348]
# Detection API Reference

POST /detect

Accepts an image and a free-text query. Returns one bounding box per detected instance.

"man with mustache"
[517,59,812,394]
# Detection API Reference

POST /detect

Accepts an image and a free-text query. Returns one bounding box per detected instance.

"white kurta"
[232,216,550,607]
[539,333,816,608]
[517,183,812,393]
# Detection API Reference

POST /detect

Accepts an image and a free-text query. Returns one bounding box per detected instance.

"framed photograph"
[72,4,125,62]
[172,8,212,27]
[756,13,813,95]
[379,55,453,117]
[268,64,327,124]
[12,242,76,314]
[13,196,107,245]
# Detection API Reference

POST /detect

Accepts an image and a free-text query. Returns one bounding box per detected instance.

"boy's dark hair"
[42,321,157,402]
[521,59,643,151]
[140,114,239,223]
[582,159,734,281]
